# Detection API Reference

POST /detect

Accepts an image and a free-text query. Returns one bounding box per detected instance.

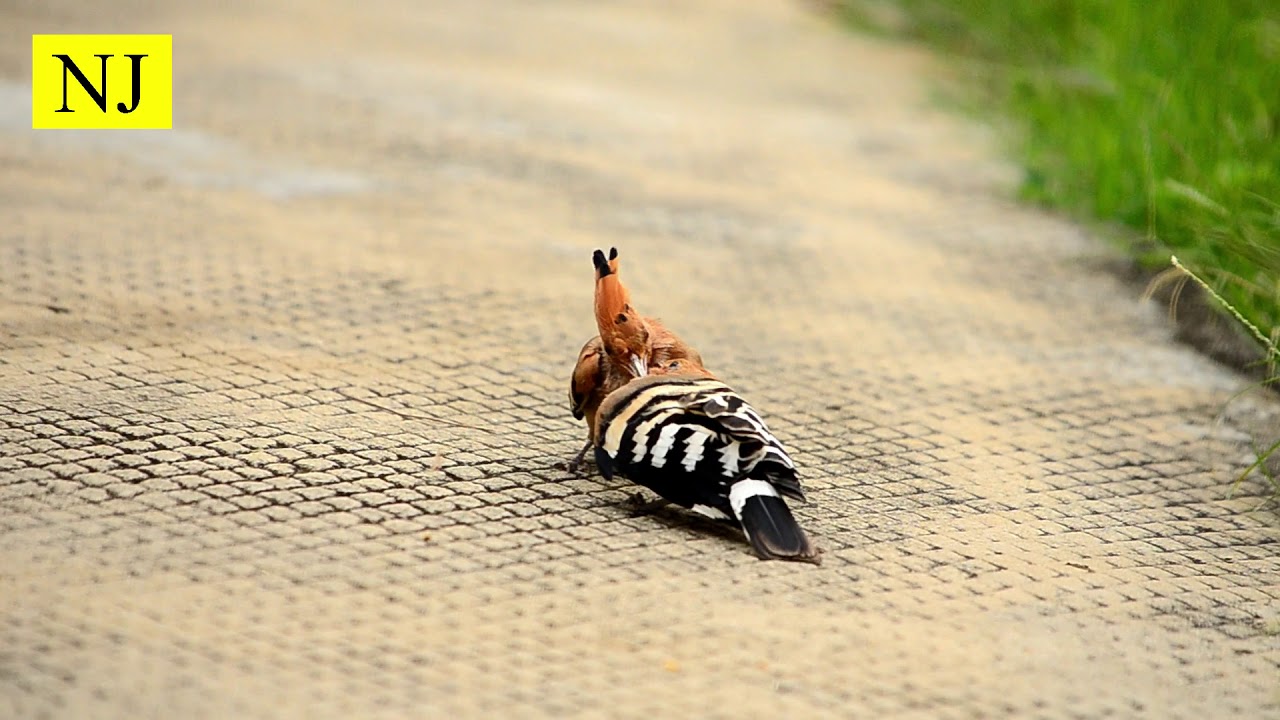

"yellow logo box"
[32,34,172,129]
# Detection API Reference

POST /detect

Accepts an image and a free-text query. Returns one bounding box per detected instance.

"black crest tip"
[609,247,618,260]
[593,249,613,276]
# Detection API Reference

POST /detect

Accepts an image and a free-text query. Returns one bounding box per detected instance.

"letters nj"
[52,53,147,114]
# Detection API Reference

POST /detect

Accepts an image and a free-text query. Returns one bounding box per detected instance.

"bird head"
[651,358,713,378]
[593,247,649,378]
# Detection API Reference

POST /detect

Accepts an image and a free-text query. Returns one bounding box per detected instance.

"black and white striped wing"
[594,377,803,514]
[692,385,801,498]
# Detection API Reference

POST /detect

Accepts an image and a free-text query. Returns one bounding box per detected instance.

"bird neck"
[594,274,633,337]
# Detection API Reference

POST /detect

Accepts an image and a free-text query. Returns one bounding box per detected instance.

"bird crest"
[592,247,619,278]
[593,247,649,376]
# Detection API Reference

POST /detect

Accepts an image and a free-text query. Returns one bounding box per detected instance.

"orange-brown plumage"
[568,335,612,438]
[591,247,703,377]
[648,357,714,378]
[647,320,704,369]
[564,247,706,472]
[592,248,651,379]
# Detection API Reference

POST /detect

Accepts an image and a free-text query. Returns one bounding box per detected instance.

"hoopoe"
[592,358,819,563]
[565,248,704,471]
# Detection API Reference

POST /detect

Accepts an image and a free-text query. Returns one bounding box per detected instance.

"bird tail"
[729,479,819,564]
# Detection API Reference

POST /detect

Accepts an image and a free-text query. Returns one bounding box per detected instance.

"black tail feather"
[593,445,615,481]
[736,495,819,564]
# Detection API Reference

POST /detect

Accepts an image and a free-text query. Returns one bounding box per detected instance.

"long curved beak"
[628,355,648,377]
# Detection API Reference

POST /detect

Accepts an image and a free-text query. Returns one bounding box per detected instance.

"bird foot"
[556,440,595,477]
[554,457,593,477]
[626,492,670,517]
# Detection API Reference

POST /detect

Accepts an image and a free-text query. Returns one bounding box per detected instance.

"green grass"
[840,0,1280,350]
[1174,258,1280,501]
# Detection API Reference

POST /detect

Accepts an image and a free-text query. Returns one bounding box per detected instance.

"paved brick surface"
[2,1,1279,718]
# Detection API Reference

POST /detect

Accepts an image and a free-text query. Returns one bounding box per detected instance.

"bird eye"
[668,361,680,369]
[615,313,628,324]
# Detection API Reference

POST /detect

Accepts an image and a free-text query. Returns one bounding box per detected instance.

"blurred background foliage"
[839,0,1280,353]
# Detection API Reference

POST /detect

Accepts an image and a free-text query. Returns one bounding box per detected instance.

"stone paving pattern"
[2,1,1278,717]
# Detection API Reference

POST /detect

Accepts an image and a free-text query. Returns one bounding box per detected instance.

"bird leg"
[556,439,594,475]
